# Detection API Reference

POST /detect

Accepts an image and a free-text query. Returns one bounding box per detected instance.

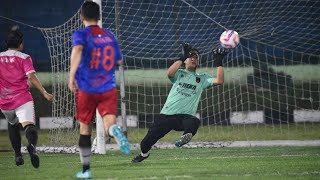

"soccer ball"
[219,30,240,48]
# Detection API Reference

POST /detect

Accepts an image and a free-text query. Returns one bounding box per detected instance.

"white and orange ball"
[219,30,240,48]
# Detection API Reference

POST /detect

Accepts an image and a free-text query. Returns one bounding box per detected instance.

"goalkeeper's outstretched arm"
[167,43,192,77]
[167,61,183,77]
[212,48,226,85]
[213,67,224,85]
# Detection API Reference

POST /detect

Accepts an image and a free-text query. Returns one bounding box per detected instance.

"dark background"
[0,0,319,125]
[1,0,320,71]
[0,0,82,71]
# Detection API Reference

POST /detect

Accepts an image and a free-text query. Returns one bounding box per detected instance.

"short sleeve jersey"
[72,25,122,93]
[160,69,215,116]
[0,50,34,110]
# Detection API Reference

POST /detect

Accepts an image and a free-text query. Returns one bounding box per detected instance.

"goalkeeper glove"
[178,43,193,62]
[213,47,227,67]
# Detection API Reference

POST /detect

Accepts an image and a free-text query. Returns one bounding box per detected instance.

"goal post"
[115,0,128,137]
[39,0,319,153]
[92,0,128,154]
[92,0,106,155]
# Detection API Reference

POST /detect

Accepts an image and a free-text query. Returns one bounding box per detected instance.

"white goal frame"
[93,0,127,154]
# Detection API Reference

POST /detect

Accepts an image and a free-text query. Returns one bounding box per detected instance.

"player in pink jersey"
[0,26,54,168]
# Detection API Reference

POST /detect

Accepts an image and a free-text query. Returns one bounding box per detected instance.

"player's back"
[73,25,122,93]
[0,50,34,109]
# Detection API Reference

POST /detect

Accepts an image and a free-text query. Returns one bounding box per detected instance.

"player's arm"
[69,45,83,93]
[28,72,54,101]
[117,60,123,66]
[212,48,226,85]
[213,67,224,85]
[167,43,192,77]
[167,61,182,77]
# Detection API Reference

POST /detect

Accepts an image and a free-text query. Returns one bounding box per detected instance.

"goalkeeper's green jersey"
[160,69,215,116]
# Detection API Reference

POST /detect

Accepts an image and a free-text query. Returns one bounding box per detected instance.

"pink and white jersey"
[0,50,35,110]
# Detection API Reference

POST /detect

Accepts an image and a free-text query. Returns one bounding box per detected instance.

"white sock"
[79,147,91,166]
[141,152,149,157]
[108,124,117,137]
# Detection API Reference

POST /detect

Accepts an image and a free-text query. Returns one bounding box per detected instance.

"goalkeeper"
[132,44,227,163]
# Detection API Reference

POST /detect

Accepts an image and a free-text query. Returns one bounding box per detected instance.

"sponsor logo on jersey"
[182,83,196,90]
[93,36,113,44]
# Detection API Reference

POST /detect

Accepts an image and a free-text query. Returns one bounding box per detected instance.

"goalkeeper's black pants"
[140,114,200,153]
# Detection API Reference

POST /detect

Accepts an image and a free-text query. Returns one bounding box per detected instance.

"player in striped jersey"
[68,1,130,178]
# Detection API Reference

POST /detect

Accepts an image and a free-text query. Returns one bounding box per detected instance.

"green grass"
[1,123,319,150]
[272,65,320,82]
[37,64,320,86]
[0,147,319,179]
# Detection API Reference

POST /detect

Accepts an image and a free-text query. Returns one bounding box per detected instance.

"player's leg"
[75,90,95,179]
[1,109,23,166]
[97,88,130,155]
[175,115,200,147]
[9,123,23,166]
[77,122,93,179]
[17,101,39,168]
[132,114,173,163]
[102,114,130,154]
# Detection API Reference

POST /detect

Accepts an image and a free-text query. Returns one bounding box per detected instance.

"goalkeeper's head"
[185,48,200,71]
[80,1,100,22]
[6,25,23,50]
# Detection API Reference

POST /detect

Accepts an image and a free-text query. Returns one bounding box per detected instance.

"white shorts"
[1,101,35,125]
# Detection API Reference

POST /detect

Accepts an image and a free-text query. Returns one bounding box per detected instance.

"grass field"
[1,66,318,179]
[1,123,320,150]
[0,146,319,179]
[38,65,320,86]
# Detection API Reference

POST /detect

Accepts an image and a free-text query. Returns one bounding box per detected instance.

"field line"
[1,153,318,165]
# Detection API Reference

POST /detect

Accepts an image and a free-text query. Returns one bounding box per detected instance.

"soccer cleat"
[132,154,149,163]
[27,144,39,168]
[112,126,130,155]
[15,156,24,166]
[76,169,92,179]
[175,133,193,147]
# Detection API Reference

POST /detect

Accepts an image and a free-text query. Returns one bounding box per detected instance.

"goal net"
[40,0,320,152]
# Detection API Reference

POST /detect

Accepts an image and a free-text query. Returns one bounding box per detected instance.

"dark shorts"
[139,114,200,153]
[150,114,200,135]
[75,88,117,124]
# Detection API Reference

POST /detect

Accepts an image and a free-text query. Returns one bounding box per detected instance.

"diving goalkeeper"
[132,44,227,163]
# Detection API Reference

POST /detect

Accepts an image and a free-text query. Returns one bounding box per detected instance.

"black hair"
[6,25,23,49]
[81,1,100,21]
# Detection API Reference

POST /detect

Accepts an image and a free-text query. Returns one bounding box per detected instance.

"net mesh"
[40,0,320,150]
